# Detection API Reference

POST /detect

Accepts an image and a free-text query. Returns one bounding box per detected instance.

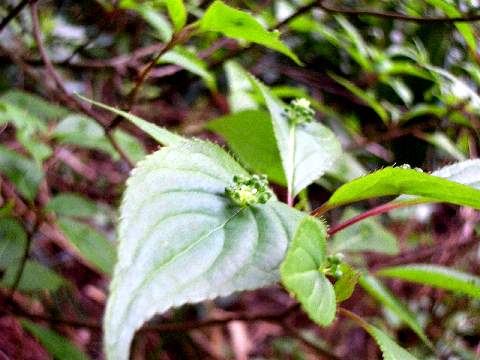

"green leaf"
[331,209,399,255]
[368,325,418,360]
[280,217,336,326]
[160,46,216,90]
[104,140,305,360]
[225,61,258,112]
[165,0,186,31]
[334,264,360,303]
[425,132,466,161]
[21,320,90,360]
[1,260,66,292]
[324,166,480,211]
[199,1,301,65]
[0,145,44,202]
[359,274,431,346]
[0,90,68,121]
[425,0,476,51]
[248,75,341,197]
[430,159,480,189]
[329,73,389,124]
[58,218,116,275]
[378,264,480,299]
[205,110,285,185]
[0,218,27,269]
[77,95,183,146]
[45,193,98,218]
[53,114,145,163]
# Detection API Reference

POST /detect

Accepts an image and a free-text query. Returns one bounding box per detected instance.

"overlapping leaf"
[280,217,336,326]
[104,140,305,360]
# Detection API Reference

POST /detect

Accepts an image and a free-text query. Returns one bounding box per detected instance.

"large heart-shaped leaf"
[104,140,304,360]
[248,75,341,198]
[280,216,336,326]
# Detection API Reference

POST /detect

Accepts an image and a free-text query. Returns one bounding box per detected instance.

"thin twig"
[0,0,31,33]
[29,1,133,168]
[12,304,299,333]
[317,0,480,23]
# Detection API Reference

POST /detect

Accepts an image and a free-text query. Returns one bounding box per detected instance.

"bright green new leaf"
[58,218,116,275]
[324,166,480,211]
[359,274,431,346]
[378,264,480,299]
[280,217,336,326]
[199,1,301,65]
[104,140,305,360]
[46,193,98,218]
[165,0,186,31]
[368,325,418,360]
[248,75,341,197]
[160,47,216,90]
[205,110,286,185]
[0,145,44,202]
[331,209,399,255]
[1,260,66,292]
[334,264,360,303]
[21,320,90,360]
[77,95,183,146]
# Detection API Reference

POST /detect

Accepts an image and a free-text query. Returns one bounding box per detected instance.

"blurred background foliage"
[1,0,480,359]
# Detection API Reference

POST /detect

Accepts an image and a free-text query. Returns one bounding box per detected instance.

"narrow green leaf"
[368,325,418,360]
[45,193,98,218]
[329,73,389,124]
[199,1,301,65]
[165,0,186,31]
[280,217,336,326]
[359,274,431,346]
[0,145,44,202]
[21,320,90,360]
[104,140,305,360]
[160,46,216,90]
[1,260,66,292]
[425,132,466,161]
[77,95,183,146]
[331,209,399,255]
[205,110,286,185]
[378,264,480,299]
[58,218,116,275]
[334,264,360,303]
[325,167,480,211]
[248,75,341,197]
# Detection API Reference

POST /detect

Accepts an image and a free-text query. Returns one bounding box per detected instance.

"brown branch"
[29,1,134,168]
[0,0,31,33]
[317,0,480,23]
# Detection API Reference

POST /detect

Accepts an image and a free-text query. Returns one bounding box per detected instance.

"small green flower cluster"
[225,174,273,207]
[283,98,315,125]
[322,253,344,279]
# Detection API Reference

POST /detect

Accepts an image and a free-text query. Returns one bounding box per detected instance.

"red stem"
[327,200,423,237]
